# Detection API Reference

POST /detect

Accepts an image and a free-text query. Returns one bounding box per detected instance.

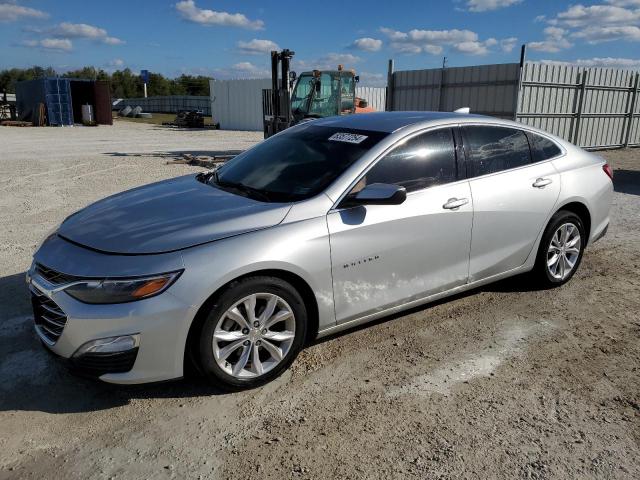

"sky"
[1,0,640,86]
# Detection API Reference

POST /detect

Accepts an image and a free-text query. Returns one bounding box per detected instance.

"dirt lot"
[0,121,639,479]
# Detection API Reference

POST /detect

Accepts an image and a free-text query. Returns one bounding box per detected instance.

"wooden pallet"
[0,120,32,127]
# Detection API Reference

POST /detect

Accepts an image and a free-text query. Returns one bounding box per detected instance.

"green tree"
[1,66,211,97]
[0,66,57,93]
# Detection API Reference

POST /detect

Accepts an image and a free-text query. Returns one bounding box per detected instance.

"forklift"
[262,49,373,139]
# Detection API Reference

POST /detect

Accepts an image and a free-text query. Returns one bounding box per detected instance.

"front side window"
[358,129,458,193]
[463,126,531,177]
[213,124,388,202]
[528,132,562,162]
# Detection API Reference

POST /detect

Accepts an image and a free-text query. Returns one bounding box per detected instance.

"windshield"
[213,124,388,202]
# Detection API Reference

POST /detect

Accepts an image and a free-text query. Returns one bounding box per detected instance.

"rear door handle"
[532,177,552,188]
[443,197,469,210]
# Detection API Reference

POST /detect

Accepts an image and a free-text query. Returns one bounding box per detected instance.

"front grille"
[31,287,68,344]
[35,263,79,285]
[69,349,139,377]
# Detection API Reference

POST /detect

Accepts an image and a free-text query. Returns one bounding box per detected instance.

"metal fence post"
[573,70,588,146]
[437,67,445,112]
[513,44,526,121]
[385,59,394,112]
[624,72,639,148]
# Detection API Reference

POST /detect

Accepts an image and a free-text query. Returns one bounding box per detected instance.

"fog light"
[73,334,140,357]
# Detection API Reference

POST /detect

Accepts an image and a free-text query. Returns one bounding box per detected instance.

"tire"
[197,276,307,390]
[533,210,586,288]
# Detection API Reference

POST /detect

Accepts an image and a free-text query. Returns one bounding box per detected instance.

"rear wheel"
[198,276,306,389]
[533,210,586,287]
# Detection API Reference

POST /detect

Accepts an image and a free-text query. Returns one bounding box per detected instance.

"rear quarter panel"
[552,149,613,244]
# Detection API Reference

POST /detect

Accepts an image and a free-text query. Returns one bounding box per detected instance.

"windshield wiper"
[215,178,272,202]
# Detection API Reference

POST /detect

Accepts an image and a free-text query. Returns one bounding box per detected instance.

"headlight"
[64,271,182,304]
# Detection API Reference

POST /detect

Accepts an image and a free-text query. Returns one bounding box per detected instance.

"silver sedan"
[28,111,613,389]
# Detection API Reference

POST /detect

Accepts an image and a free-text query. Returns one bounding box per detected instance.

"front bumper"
[28,269,197,384]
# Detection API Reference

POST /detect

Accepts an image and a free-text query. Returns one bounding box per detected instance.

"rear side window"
[528,132,562,162]
[463,126,531,177]
[362,129,458,193]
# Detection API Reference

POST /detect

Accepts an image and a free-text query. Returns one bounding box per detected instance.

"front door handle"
[443,197,469,210]
[532,177,552,188]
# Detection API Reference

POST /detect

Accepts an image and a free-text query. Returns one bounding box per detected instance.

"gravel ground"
[0,122,638,479]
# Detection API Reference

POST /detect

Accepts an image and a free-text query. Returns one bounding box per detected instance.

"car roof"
[311,111,510,133]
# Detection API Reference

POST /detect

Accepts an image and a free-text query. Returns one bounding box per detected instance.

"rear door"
[462,125,560,281]
[327,128,473,323]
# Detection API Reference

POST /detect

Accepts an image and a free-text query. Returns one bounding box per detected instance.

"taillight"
[602,164,613,181]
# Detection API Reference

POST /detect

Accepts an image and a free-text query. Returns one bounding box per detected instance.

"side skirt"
[316,263,531,339]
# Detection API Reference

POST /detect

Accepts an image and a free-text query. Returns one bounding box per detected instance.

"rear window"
[463,126,531,177]
[215,124,388,202]
[528,132,562,162]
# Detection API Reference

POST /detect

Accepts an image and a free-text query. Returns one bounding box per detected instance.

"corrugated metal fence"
[517,62,640,149]
[389,63,520,119]
[118,95,211,115]
[356,86,386,112]
[210,78,271,131]
[387,61,639,149]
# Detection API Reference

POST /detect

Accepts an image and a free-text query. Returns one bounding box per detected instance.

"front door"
[327,128,473,324]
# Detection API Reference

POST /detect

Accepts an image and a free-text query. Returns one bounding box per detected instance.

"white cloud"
[464,0,522,12]
[573,25,640,43]
[22,38,72,52]
[0,3,48,22]
[454,40,490,55]
[350,37,383,52]
[528,26,573,52]
[213,62,270,79]
[107,58,124,67]
[381,26,504,55]
[49,22,124,45]
[358,71,386,87]
[176,0,264,30]
[605,0,640,5]
[293,52,362,71]
[237,38,279,54]
[500,36,518,52]
[538,2,640,45]
[539,57,640,68]
[551,4,640,28]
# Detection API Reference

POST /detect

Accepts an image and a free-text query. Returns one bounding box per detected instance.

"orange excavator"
[262,49,375,138]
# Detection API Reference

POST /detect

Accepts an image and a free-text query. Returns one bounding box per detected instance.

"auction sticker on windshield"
[328,132,368,144]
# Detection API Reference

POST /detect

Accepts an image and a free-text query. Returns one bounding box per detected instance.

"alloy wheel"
[547,222,581,281]
[212,293,296,378]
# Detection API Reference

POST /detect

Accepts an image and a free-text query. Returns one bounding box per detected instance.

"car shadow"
[613,169,640,196]
[0,267,545,415]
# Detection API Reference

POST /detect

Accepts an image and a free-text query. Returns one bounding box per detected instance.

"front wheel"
[198,276,307,390]
[533,210,586,287]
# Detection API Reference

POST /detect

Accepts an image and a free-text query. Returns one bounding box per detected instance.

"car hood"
[57,174,292,254]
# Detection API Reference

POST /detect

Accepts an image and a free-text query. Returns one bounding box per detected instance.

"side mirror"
[342,183,407,207]
[289,71,297,81]
[354,75,360,83]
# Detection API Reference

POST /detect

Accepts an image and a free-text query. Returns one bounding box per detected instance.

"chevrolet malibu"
[28,112,613,389]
